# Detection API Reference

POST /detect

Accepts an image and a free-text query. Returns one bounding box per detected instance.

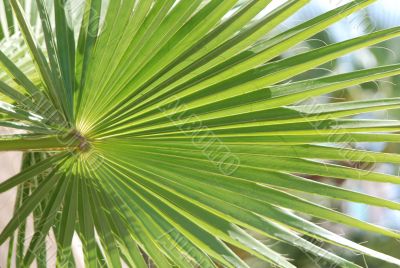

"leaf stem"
[0,134,80,152]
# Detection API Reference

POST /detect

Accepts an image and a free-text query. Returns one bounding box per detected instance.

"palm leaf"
[1,0,400,267]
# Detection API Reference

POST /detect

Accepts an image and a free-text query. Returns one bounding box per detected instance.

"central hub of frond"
[73,131,91,152]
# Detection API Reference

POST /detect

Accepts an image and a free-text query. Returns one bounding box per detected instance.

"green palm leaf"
[1,0,400,267]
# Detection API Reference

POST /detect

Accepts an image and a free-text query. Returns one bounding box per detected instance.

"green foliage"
[1,0,400,267]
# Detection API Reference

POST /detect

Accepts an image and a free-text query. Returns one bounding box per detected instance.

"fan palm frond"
[1,0,400,267]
